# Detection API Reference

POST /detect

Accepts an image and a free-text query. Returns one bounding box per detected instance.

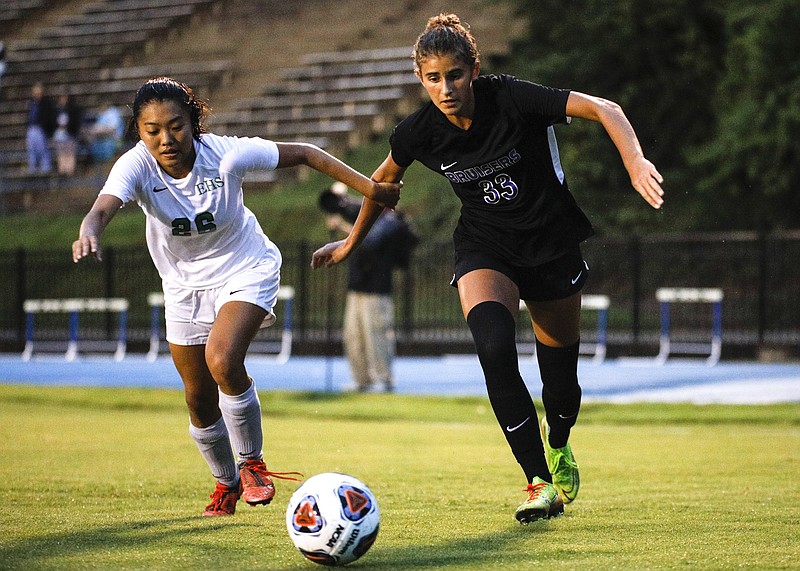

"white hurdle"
[518,294,610,363]
[655,287,723,366]
[252,286,295,364]
[146,292,165,362]
[579,294,610,363]
[22,298,129,362]
[146,286,295,363]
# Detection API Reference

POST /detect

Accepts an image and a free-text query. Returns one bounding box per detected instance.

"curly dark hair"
[126,76,210,142]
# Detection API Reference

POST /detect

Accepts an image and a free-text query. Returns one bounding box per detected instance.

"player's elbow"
[276,141,323,168]
[595,97,625,123]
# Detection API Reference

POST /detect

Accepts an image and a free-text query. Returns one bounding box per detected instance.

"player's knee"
[536,338,580,392]
[204,348,242,384]
[467,301,520,383]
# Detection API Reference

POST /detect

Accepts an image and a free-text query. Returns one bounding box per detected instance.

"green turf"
[1,385,798,570]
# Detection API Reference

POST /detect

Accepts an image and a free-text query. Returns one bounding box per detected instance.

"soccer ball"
[286,472,380,566]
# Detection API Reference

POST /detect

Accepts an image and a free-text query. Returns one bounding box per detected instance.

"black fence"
[2,231,799,360]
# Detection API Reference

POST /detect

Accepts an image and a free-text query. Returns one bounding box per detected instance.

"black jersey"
[390,74,594,266]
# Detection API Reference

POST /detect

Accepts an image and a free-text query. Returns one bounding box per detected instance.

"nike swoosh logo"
[229,289,244,295]
[440,161,458,170]
[506,416,531,433]
[153,186,167,193]
[570,270,583,285]
[558,412,578,420]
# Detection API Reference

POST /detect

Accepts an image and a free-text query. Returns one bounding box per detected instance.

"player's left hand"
[629,157,664,209]
[311,240,349,269]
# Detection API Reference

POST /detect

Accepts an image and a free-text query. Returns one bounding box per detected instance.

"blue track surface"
[2,354,799,404]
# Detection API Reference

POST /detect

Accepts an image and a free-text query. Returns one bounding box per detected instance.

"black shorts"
[450,245,589,302]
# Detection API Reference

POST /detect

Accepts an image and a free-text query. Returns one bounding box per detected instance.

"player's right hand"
[72,235,102,263]
[368,180,402,209]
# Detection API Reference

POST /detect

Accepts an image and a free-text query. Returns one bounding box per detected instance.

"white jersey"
[100,133,281,289]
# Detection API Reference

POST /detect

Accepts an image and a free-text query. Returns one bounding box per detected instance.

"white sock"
[188,416,239,487]
[218,379,263,464]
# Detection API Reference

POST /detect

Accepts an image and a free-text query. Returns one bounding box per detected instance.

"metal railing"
[2,231,799,358]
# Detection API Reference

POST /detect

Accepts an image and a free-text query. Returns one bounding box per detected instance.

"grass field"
[1,385,798,570]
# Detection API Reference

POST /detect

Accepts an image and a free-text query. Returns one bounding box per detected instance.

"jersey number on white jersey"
[172,211,217,236]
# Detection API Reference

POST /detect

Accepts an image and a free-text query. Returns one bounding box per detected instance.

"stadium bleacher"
[0,0,226,211]
[0,0,511,213]
[0,0,54,27]
[208,46,422,153]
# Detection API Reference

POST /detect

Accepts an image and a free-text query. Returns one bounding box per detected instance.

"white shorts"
[164,261,281,346]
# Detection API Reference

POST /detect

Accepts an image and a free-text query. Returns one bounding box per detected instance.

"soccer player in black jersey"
[312,13,664,524]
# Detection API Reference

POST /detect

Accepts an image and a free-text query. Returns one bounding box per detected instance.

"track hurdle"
[146,286,295,363]
[518,294,610,363]
[252,286,295,364]
[578,294,610,363]
[146,292,165,362]
[22,298,129,362]
[655,287,723,366]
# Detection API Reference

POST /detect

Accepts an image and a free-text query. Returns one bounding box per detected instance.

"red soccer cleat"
[239,459,303,506]
[202,481,241,516]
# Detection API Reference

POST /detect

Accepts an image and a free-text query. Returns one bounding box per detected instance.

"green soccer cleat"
[514,477,564,524]
[541,417,580,503]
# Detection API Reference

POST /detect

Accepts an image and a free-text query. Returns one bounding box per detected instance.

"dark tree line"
[499,0,800,234]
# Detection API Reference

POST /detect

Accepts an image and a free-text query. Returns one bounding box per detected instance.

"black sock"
[536,338,582,449]
[467,301,550,483]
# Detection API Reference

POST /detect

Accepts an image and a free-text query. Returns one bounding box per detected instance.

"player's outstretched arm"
[72,194,123,263]
[311,153,407,269]
[311,199,384,269]
[275,142,402,208]
[565,91,664,209]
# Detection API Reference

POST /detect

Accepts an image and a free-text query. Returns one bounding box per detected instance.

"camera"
[318,182,360,223]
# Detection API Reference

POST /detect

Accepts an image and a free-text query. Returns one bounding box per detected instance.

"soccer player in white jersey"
[72,77,401,516]
[312,14,664,524]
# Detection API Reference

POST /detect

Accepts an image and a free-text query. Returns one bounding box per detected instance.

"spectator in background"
[52,93,83,176]
[0,42,7,99]
[319,182,418,393]
[26,82,57,174]
[89,101,124,163]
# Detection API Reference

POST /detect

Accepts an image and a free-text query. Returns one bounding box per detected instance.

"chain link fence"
[2,231,799,359]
